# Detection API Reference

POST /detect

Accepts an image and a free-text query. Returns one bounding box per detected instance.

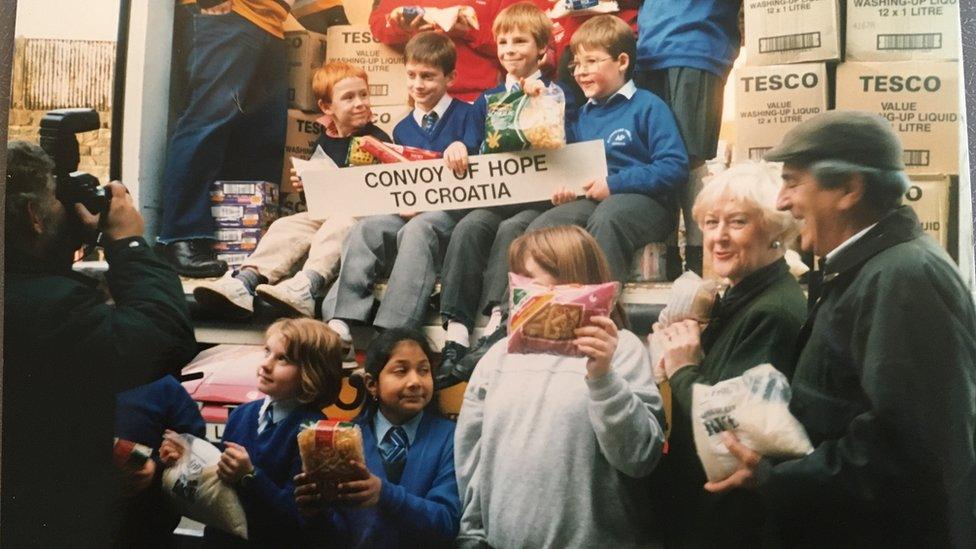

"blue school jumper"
[325,410,460,549]
[393,99,482,154]
[571,85,689,205]
[203,400,325,548]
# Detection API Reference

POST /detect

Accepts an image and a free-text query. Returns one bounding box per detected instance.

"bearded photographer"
[2,141,197,547]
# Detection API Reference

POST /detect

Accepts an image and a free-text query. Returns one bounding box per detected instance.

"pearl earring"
[771,240,782,249]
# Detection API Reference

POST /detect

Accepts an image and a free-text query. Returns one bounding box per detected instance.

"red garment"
[550,3,639,65]
[371,0,524,102]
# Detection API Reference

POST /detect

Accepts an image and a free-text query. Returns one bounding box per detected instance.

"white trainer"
[193,274,254,319]
[256,272,315,318]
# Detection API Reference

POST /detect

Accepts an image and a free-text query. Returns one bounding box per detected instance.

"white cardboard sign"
[294,141,608,219]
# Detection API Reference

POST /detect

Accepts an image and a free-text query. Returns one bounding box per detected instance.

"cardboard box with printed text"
[744,0,842,66]
[325,25,408,106]
[847,0,960,61]
[733,63,829,162]
[285,30,329,111]
[836,61,959,174]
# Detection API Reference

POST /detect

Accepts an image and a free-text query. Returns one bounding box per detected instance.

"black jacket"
[759,207,976,548]
[2,237,197,548]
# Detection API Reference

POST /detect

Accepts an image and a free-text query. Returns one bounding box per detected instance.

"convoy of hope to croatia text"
[363,154,549,208]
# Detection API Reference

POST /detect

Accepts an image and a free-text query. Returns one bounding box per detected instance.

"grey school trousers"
[322,211,458,329]
[526,194,675,283]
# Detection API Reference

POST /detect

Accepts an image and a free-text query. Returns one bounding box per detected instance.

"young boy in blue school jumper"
[527,15,688,283]
[323,32,481,341]
[436,1,580,379]
[295,327,460,548]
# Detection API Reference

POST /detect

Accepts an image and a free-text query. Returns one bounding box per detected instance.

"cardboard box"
[372,104,411,138]
[211,204,279,229]
[342,0,372,25]
[210,181,279,206]
[847,0,960,61]
[325,25,408,106]
[836,61,959,174]
[744,0,841,66]
[733,63,829,161]
[282,109,324,192]
[905,174,955,255]
[285,30,329,111]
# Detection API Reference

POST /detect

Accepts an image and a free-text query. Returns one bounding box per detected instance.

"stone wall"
[7,108,112,182]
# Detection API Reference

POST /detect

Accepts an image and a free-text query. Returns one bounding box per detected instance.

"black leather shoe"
[160,240,228,278]
[447,324,507,385]
[434,341,469,390]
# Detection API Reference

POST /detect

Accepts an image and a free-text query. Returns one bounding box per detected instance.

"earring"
[771,240,782,249]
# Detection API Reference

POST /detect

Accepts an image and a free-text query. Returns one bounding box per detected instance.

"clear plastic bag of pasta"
[160,433,248,539]
[692,364,814,482]
[297,420,366,501]
[481,83,566,153]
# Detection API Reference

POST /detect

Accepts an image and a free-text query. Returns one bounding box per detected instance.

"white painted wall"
[120,1,174,242]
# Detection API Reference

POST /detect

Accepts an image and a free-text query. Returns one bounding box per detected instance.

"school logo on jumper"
[607,129,632,147]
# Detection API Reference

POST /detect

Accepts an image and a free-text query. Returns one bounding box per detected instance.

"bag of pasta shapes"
[297,420,365,501]
[508,273,619,356]
[481,83,566,153]
[691,364,814,482]
[160,433,248,539]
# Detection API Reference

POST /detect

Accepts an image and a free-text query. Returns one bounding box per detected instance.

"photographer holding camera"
[2,140,197,547]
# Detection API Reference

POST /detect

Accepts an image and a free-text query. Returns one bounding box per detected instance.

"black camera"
[39,108,111,218]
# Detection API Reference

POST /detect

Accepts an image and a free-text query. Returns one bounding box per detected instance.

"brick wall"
[7,37,115,182]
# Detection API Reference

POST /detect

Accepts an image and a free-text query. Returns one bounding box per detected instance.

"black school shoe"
[435,324,508,390]
[434,341,468,390]
[159,239,228,278]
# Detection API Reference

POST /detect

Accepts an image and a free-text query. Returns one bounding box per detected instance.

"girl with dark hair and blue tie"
[295,328,461,548]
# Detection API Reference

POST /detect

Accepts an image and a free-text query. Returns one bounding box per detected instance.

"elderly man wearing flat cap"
[703,110,976,548]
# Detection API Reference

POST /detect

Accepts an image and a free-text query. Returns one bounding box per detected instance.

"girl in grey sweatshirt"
[454,226,667,548]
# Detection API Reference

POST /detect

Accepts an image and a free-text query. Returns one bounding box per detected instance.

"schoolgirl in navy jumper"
[322,32,480,340]
[160,318,344,548]
[295,327,461,548]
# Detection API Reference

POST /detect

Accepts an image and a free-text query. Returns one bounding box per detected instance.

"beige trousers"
[242,212,356,284]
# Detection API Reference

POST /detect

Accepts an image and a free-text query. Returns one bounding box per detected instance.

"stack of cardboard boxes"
[733,0,960,258]
[211,181,280,269]
[839,1,960,255]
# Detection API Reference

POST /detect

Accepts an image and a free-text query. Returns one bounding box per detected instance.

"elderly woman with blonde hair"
[650,161,807,548]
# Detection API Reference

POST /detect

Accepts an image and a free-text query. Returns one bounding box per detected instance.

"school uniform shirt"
[571,80,689,203]
[393,95,482,154]
[204,398,325,548]
[636,0,741,77]
[322,410,461,549]
[455,331,667,548]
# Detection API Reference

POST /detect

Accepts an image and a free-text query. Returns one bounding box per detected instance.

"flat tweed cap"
[765,110,905,171]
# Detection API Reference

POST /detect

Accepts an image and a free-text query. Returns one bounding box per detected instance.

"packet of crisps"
[346,137,378,166]
[507,273,619,356]
[481,82,566,153]
[297,420,365,501]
